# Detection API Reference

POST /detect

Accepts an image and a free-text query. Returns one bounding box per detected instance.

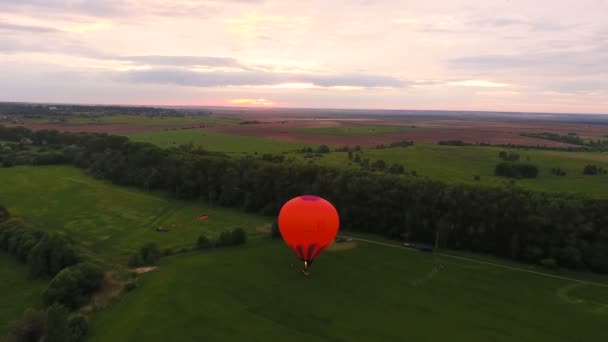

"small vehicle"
[402,242,433,252]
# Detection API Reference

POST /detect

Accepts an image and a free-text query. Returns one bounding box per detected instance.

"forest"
[1,125,607,273]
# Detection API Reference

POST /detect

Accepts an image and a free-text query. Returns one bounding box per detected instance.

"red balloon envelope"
[278,195,340,271]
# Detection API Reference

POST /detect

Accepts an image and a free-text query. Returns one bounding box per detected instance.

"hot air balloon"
[278,195,340,276]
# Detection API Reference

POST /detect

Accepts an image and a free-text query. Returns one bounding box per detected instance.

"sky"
[0,0,607,113]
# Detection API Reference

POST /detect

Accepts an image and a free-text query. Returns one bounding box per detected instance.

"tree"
[43,262,104,309]
[128,243,161,267]
[271,220,281,238]
[67,314,88,342]
[7,309,46,342]
[0,205,9,223]
[46,304,69,342]
[196,234,212,249]
[371,159,386,171]
[231,228,247,245]
[317,145,330,153]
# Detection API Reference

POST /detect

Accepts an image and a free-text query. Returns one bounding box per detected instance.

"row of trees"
[0,209,103,342]
[0,218,80,278]
[8,305,89,342]
[494,162,539,179]
[583,164,607,175]
[1,126,608,273]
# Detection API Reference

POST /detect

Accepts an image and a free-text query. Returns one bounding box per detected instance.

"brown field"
[13,108,608,148]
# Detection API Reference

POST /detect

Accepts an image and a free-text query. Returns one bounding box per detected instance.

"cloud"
[120,55,243,68]
[448,46,608,75]
[119,68,407,88]
[0,21,60,33]
[447,80,510,88]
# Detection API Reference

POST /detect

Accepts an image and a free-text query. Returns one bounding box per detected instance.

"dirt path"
[350,237,608,288]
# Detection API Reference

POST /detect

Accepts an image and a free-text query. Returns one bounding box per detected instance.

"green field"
[124,130,608,197]
[0,254,46,338]
[128,129,312,154]
[295,125,415,136]
[2,165,607,341]
[21,115,241,126]
[88,238,608,342]
[308,144,608,198]
[0,166,271,264]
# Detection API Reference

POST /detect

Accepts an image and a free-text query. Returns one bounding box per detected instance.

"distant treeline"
[521,132,608,151]
[0,102,211,121]
[1,125,608,273]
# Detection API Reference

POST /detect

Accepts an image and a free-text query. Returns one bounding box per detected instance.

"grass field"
[0,254,46,339]
[294,125,416,136]
[21,115,241,126]
[125,130,608,197]
[128,129,312,154]
[307,144,608,198]
[0,166,271,264]
[88,238,608,342]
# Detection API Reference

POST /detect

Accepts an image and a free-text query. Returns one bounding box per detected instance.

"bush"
[67,314,88,342]
[556,246,584,269]
[43,262,104,309]
[46,304,69,342]
[196,234,212,249]
[583,164,605,175]
[271,220,281,238]
[540,258,558,269]
[128,243,161,268]
[7,308,47,342]
[124,281,138,292]
[317,145,330,153]
[231,228,247,245]
[583,245,608,273]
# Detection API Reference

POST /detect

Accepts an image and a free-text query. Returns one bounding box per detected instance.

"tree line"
[1,125,608,273]
[0,209,104,342]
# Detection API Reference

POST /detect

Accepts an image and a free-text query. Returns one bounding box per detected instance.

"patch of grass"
[88,239,608,342]
[305,144,608,198]
[128,129,312,154]
[0,253,46,337]
[295,125,415,136]
[0,166,271,264]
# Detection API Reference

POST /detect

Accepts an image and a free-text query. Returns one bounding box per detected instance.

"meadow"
[0,166,271,265]
[0,254,46,339]
[128,129,312,154]
[88,238,608,342]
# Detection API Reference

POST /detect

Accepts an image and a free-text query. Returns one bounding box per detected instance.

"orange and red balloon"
[278,195,340,269]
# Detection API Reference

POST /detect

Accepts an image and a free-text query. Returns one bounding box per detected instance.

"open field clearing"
[128,129,313,154]
[0,166,271,264]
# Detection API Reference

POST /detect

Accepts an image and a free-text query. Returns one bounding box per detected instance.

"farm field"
[128,129,313,154]
[88,238,608,342]
[0,166,271,265]
[0,254,46,338]
[302,144,608,197]
[123,128,608,198]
